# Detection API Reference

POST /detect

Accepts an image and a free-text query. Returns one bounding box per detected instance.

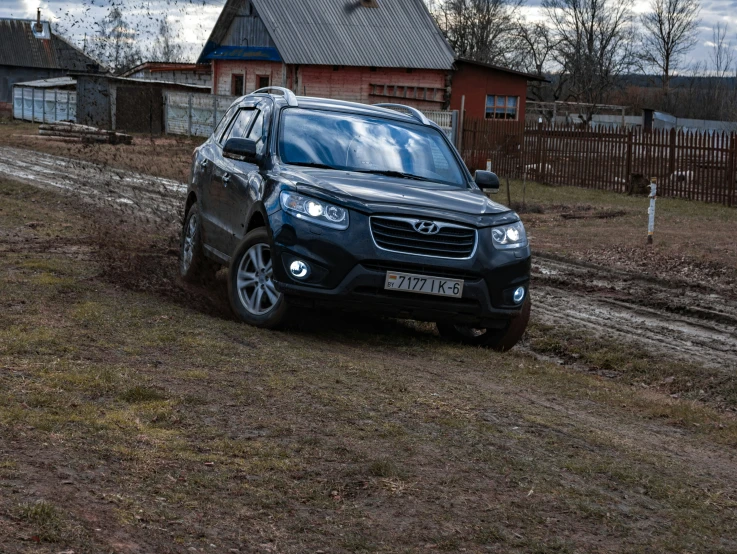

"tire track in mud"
[0,146,184,220]
[533,256,737,370]
[2,145,736,369]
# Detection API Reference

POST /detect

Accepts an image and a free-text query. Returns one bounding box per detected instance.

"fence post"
[726,133,737,207]
[625,130,634,181]
[42,88,46,123]
[668,127,676,176]
[31,88,35,122]
[187,93,193,136]
[67,92,71,122]
[54,90,58,123]
[212,95,218,134]
[21,87,25,121]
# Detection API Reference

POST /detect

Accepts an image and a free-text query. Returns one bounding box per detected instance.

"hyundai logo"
[413,220,440,235]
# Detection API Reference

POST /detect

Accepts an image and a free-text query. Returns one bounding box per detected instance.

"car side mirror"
[223,137,260,164]
[474,170,500,193]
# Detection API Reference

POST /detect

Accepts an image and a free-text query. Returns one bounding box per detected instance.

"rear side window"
[222,109,256,144]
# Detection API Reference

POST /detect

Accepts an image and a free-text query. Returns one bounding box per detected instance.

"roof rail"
[373,103,431,125]
[251,87,298,107]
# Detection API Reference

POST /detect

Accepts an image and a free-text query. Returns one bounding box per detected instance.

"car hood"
[282,167,514,224]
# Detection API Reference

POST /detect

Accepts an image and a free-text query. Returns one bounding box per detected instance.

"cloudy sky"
[0,0,732,69]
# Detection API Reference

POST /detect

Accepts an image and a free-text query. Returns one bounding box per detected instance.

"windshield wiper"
[288,161,338,170]
[354,169,430,181]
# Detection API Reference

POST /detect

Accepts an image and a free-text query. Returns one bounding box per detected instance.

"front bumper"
[269,209,530,326]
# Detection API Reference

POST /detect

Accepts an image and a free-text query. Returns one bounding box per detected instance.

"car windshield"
[278,108,467,187]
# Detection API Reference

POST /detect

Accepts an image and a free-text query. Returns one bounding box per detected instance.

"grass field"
[2,179,737,552]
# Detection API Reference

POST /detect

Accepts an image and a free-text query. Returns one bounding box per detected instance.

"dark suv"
[180,88,530,349]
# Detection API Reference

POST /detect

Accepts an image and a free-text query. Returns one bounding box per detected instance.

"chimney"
[33,8,43,34]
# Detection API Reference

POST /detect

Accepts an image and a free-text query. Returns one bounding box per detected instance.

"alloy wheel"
[236,243,281,315]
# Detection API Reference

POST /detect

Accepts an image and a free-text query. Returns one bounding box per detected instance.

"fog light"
[513,286,525,304]
[289,260,310,279]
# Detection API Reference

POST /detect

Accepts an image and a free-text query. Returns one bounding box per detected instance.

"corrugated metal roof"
[200,0,455,69]
[0,18,101,71]
[13,76,77,88]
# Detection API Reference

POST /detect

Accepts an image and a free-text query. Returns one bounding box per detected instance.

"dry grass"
[498,178,737,289]
[1,179,737,553]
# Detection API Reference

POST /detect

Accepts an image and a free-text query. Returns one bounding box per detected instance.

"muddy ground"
[1,144,735,375]
[1,134,737,552]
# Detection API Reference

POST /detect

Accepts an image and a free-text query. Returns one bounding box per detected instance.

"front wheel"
[437,297,531,351]
[227,228,290,329]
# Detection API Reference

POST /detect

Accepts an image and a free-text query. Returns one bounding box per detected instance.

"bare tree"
[640,0,700,96]
[150,17,186,63]
[429,0,523,67]
[514,21,561,101]
[543,0,637,122]
[88,5,142,73]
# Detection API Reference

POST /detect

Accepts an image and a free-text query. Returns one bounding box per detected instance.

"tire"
[228,227,290,329]
[437,296,531,351]
[180,203,217,283]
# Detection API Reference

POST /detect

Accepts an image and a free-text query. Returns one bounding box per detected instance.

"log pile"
[38,123,132,145]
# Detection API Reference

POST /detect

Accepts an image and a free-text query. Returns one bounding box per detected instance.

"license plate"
[384,271,464,298]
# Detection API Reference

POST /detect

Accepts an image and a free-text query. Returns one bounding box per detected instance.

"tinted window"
[222,109,255,143]
[213,106,237,143]
[279,109,465,186]
[248,112,265,153]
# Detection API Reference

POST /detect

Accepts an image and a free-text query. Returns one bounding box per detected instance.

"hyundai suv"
[180,88,530,349]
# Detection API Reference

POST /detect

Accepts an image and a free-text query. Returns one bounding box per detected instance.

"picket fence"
[461,118,737,206]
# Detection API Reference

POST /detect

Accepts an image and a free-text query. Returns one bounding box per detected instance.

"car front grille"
[369,216,477,259]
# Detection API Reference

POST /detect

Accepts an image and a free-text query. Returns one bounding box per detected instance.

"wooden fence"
[461,117,737,207]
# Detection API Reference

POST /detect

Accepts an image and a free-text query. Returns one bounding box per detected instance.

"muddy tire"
[228,228,290,329]
[180,203,217,283]
[437,297,531,351]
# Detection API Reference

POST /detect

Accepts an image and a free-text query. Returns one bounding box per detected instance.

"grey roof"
[13,76,77,88]
[202,0,456,69]
[0,18,102,71]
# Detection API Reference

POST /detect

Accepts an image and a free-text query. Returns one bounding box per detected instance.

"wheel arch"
[184,191,198,220]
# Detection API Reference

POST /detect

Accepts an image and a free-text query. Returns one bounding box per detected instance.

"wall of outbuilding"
[449,63,530,121]
[0,65,65,104]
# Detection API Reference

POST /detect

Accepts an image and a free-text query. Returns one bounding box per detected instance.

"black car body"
[181,88,531,349]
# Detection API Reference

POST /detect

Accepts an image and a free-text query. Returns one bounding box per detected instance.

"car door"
[206,104,258,255]
[219,102,272,253]
[198,105,237,250]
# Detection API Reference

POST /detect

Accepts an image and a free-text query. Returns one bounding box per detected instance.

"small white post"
[486,159,492,171]
[647,178,657,244]
[187,93,193,136]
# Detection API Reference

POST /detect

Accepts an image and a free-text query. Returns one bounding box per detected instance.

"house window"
[485,95,518,120]
[257,75,270,89]
[231,74,244,96]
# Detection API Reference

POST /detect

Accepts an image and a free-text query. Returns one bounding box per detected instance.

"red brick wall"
[213,60,285,95]
[213,61,447,110]
[449,63,529,121]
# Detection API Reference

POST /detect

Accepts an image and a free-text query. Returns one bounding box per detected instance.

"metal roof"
[454,58,549,82]
[0,18,102,71]
[200,0,456,69]
[12,76,77,88]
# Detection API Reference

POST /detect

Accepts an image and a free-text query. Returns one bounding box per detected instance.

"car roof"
[239,93,437,127]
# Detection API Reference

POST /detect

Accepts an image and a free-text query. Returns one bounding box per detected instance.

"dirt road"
[1,145,735,371]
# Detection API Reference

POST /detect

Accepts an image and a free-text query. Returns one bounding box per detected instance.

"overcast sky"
[0,0,732,70]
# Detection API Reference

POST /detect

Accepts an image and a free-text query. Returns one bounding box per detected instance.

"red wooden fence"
[461,117,737,207]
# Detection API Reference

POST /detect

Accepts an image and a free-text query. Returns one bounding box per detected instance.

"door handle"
[222,173,230,186]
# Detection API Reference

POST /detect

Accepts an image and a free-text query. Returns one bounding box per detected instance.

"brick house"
[449,59,547,122]
[197,0,456,110]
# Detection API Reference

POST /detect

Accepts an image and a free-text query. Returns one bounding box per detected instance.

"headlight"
[491,221,527,249]
[280,191,349,230]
